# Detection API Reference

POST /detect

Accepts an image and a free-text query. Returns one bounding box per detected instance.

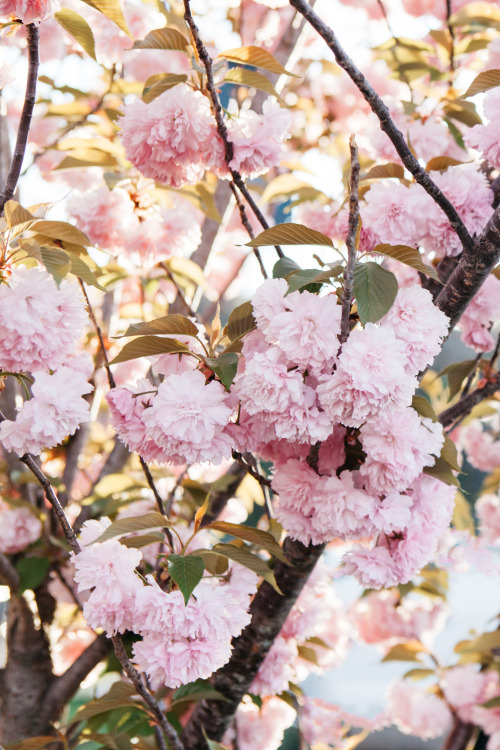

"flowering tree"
[3,0,500,748]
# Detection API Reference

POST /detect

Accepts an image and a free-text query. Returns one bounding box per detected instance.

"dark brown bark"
[181,538,325,749]
[438,372,500,428]
[441,717,475,750]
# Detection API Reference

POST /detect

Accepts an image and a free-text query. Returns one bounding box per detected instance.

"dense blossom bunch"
[300,696,386,748]
[0,266,88,373]
[119,86,290,187]
[459,416,500,472]
[386,681,452,740]
[0,0,51,23]
[73,518,258,687]
[458,274,500,352]
[465,89,500,169]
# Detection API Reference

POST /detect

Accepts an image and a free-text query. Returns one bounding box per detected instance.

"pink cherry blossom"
[0,0,51,23]
[361,181,429,247]
[68,186,138,254]
[0,502,42,553]
[227,99,291,178]
[229,696,295,750]
[0,266,88,373]
[476,493,500,545]
[119,85,225,188]
[459,419,500,473]
[386,681,452,739]
[459,275,500,352]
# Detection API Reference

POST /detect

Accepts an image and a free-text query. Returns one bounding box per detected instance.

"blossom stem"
[339,135,360,346]
[228,181,267,278]
[0,23,39,215]
[183,0,283,270]
[287,0,474,256]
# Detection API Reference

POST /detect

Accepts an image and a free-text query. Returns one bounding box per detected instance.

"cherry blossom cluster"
[119,85,290,187]
[459,414,500,473]
[0,266,93,456]
[0,0,51,24]
[73,517,258,688]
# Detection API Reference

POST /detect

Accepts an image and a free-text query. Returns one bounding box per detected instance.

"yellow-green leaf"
[442,434,461,471]
[412,395,438,421]
[223,68,282,100]
[381,640,427,662]
[218,45,297,76]
[132,26,189,51]
[92,512,172,543]
[110,335,195,365]
[206,521,288,562]
[3,200,36,228]
[70,256,105,291]
[55,9,96,60]
[246,223,333,248]
[33,220,90,246]
[79,0,131,36]
[54,149,118,170]
[436,358,478,400]
[425,156,469,171]
[461,68,500,98]
[455,630,500,653]
[226,301,256,341]
[423,456,460,487]
[142,73,188,103]
[373,243,439,281]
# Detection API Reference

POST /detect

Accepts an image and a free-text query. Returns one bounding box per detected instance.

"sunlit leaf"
[39,246,72,284]
[246,223,333,248]
[425,156,469,171]
[121,532,164,548]
[453,491,476,535]
[223,68,282,100]
[381,640,427,662]
[403,668,436,680]
[373,243,439,281]
[365,163,405,179]
[352,262,398,325]
[33,220,90,246]
[436,359,478,401]
[206,521,288,562]
[70,256,106,291]
[55,9,96,60]
[218,45,297,76]
[142,73,188,102]
[79,0,131,36]
[411,395,438,421]
[210,542,282,593]
[92,512,172,543]
[442,434,461,471]
[455,630,500,653]
[226,301,256,341]
[132,26,189,51]
[168,554,205,605]
[423,456,460,487]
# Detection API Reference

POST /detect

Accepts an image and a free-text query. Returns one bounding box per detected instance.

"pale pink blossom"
[227,99,291,178]
[0,0,51,23]
[476,493,500,545]
[381,284,449,372]
[342,545,399,589]
[317,324,416,428]
[68,187,138,254]
[250,635,298,696]
[0,367,93,456]
[361,181,429,247]
[442,665,498,723]
[300,697,385,748]
[119,85,225,188]
[459,275,500,352]
[0,503,42,553]
[251,278,288,330]
[230,696,295,750]
[386,681,452,739]
[142,369,234,464]
[459,419,500,473]
[0,266,88,373]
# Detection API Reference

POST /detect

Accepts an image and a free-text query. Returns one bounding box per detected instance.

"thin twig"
[228,182,267,278]
[288,0,474,256]
[0,23,39,214]
[339,135,360,346]
[0,552,19,591]
[111,636,184,750]
[79,279,116,390]
[231,449,272,488]
[460,352,482,399]
[165,468,188,516]
[161,262,200,318]
[183,0,283,270]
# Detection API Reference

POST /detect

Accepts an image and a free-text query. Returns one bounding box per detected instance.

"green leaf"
[203,352,239,390]
[202,727,231,750]
[210,542,282,593]
[132,26,190,51]
[286,265,344,293]
[423,456,460,487]
[461,68,500,98]
[442,434,461,471]
[365,162,405,179]
[246,223,333,248]
[223,68,282,100]
[218,45,297,76]
[483,696,500,708]
[110,335,194,365]
[373,243,439,281]
[444,99,482,126]
[55,9,96,60]
[92,512,172,543]
[40,246,72,284]
[171,679,228,707]
[273,257,301,278]
[142,73,188,103]
[16,557,50,593]
[381,640,426,662]
[119,314,199,338]
[74,697,146,722]
[436,359,478,400]
[226,301,256,341]
[352,262,398,325]
[167,554,205,605]
[120,532,164,548]
[70,256,106,291]
[412,395,438,421]
[79,0,131,36]
[206,521,288,562]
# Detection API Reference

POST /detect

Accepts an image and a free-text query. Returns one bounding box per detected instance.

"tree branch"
[0,23,39,215]
[41,634,111,724]
[339,135,360,345]
[441,717,475,750]
[288,0,474,255]
[181,538,325,748]
[0,552,19,592]
[438,372,500,429]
